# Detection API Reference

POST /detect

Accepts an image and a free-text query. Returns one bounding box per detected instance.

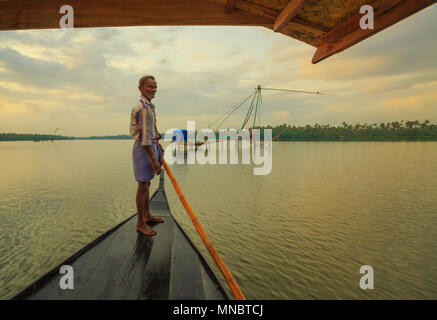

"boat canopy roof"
[0,0,435,63]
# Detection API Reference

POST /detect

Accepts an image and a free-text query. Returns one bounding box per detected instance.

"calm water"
[0,140,436,299]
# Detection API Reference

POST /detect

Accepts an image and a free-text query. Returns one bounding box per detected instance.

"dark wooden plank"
[150,175,170,210]
[27,228,117,299]
[27,217,155,299]
[169,224,204,300]
[151,190,167,203]
[170,214,230,300]
[140,218,174,299]
[200,264,227,300]
[20,214,135,299]
[68,218,151,299]
[150,198,170,212]
[15,171,229,300]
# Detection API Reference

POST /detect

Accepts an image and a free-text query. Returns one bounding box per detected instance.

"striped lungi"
[132,140,162,182]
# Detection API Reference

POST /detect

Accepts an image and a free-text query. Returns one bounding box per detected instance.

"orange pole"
[162,158,246,300]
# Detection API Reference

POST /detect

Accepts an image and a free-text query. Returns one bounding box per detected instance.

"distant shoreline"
[1,136,436,142]
[2,120,437,142]
[0,134,133,142]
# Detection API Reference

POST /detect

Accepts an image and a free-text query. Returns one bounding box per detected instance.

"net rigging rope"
[210,90,257,131]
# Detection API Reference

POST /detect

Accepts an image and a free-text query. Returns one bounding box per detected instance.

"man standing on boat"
[130,75,164,236]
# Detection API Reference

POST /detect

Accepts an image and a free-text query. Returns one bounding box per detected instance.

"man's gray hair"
[139,75,156,88]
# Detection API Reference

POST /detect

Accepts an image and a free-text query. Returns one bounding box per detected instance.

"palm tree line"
[262,120,437,141]
[1,120,436,141]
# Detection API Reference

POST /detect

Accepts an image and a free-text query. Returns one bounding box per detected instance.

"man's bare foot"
[136,224,157,236]
[145,214,164,224]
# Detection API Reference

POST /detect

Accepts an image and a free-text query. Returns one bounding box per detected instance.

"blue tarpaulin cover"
[172,129,188,142]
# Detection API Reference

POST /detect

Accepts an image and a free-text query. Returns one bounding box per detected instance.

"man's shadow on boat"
[130,224,160,267]
[114,227,159,298]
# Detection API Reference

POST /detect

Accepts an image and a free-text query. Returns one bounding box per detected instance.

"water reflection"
[0,140,436,299]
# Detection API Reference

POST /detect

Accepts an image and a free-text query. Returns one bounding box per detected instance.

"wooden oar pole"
[161,158,246,300]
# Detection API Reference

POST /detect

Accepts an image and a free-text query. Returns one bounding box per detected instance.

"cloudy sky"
[0,5,436,136]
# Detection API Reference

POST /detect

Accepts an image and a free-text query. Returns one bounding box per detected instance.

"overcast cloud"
[0,5,436,136]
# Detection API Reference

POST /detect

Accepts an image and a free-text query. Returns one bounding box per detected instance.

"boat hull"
[12,173,230,300]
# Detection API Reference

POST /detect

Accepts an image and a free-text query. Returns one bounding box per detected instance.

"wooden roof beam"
[274,0,310,32]
[210,0,327,39]
[322,0,405,44]
[0,0,274,31]
[312,0,436,64]
[225,0,235,14]
[226,0,326,42]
